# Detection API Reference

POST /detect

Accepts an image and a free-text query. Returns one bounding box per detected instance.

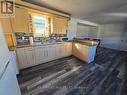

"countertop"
[9,39,98,51]
[9,41,72,51]
[73,39,98,46]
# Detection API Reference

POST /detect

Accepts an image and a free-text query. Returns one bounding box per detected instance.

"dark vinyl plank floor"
[17,47,127,95]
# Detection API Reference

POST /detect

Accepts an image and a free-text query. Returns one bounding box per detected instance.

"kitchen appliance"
[0,22,21,95]
[62,37,68,41]
[9,51,19,75]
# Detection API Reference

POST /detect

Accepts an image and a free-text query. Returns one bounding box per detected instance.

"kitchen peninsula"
[73,39,98,63]
[15,39,98,69]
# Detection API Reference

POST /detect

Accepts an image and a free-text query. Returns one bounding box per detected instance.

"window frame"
[33,16,47,37]
[29,13,49,37]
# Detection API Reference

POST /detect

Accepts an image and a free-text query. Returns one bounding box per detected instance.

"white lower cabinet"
[73,42,97,63]
[55,42,72,58]
[16,48,27,69]
[24,47,35,67]
[47,45,56,61]
[65,42,72,56]
[41,47,49,62]
[17,42,72,69]
[16,47,35,69]
[55,44,65,58]
[34,46,45,65]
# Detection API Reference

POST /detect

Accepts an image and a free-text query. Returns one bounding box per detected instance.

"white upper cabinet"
[51,17,68,34]
[11,7,29,32]
[0,18,12,33]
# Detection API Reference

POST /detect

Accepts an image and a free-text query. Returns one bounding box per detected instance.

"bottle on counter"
[29,37,33,45]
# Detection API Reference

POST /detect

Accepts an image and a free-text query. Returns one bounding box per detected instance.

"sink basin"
[33,42,43,45]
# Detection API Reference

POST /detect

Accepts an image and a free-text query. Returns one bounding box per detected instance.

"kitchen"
[0,0,127,95]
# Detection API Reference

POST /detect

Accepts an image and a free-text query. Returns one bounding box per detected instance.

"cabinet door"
[0,18,12,33]
[55,44,65,58]
[11,7,29,32]
[35,45,56,64]
[34,46,45,64]
[42,47,49,62]
[80,44,88,61]
[72,43,80,58]
[24,47,35,67]
[16,48,27,69]
[73,43,84,59]
[47,45,56,61]
[73,43,89,62]
[4,34,14,47]
[51,17,68,34]
[65,42,72,56]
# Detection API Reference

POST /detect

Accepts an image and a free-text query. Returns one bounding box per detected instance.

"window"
[32,16,48,37]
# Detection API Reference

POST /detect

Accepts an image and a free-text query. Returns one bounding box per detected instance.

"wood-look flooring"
[17,47,127,95]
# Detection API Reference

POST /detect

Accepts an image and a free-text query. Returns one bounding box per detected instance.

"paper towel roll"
[29,37,33,45]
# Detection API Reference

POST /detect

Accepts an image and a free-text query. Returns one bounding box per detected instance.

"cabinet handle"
[0,61,9,80]
[44,50,46,56]
[32,54,34,63]
[47,51,48,56]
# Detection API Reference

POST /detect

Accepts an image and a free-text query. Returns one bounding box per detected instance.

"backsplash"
[15,32,67,45]
[15,32,33,45]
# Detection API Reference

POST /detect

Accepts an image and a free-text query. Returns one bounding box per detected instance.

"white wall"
[98,23,127,51]
[67,17,99,40]
[76,23,89,38]
[76,24,98,39]
[67,17,127,51]
[67,18,77,40]
[88,26,98,39]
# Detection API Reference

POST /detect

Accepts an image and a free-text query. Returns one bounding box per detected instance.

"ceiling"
[23,0,127,24]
